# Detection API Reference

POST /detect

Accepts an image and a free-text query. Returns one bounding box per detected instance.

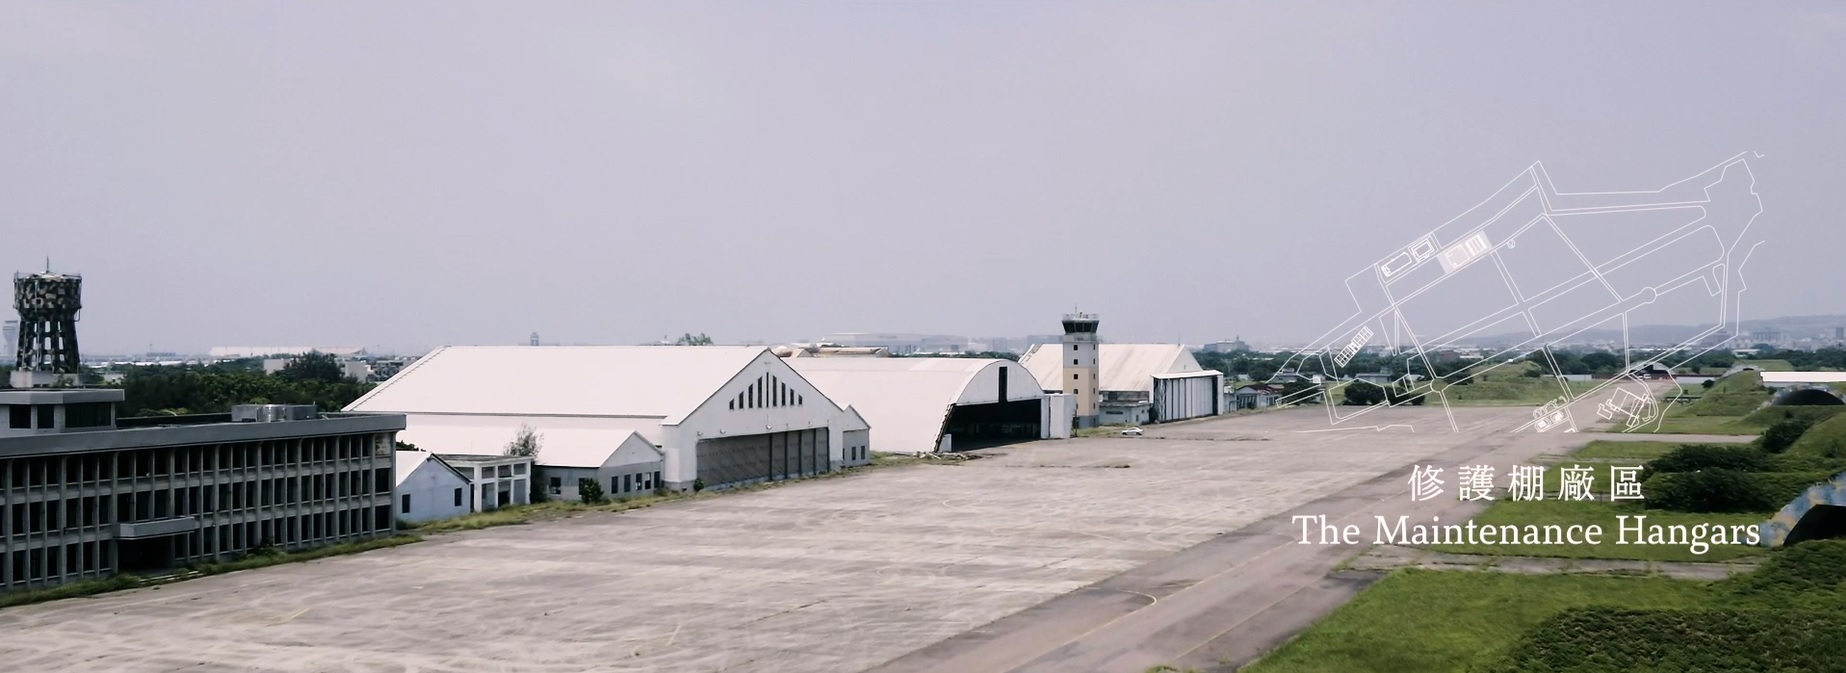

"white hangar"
[787,357,1067,455]
[345,346,865,492]
[1020,343,1223,426]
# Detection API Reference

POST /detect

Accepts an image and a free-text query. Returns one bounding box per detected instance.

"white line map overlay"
[1271,152,1766,433]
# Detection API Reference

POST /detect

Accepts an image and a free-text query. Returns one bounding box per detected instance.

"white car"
[1120,427,1144,436]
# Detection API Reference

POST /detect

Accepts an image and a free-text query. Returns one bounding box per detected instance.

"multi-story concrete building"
[0,393,406,594]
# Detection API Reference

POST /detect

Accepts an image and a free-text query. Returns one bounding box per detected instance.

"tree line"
[111,352,374,417]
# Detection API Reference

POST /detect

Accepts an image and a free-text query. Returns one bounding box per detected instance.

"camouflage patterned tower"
[12,268,84,388]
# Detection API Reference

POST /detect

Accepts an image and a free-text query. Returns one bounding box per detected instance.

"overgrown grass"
[1790,411,1846,460]
[1241,571,1711,673]
[1740,404,1846,428]
[1679,371,1769,416]
[1643,415,1761,435]
[1250,541,1846,673]
[1478,541,1846,673]
[0,574,147,609]
[1481,608,1846,673]
[1436,364,1603,406]
[407,458,925,534]
[1572,440,1720,460]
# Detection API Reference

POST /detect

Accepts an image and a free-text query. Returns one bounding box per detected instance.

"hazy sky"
[3,2,1842,354]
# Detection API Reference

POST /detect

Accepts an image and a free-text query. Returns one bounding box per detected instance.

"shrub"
[1740,404,1846,429]
[1718,540,1846,607]
[1643,444,1769,480]
[692,477,706,492]
[1702,379,1716,389]
[1643,470,1836,513]
[1792,412,1846,459]
[1483,608,1846,673]
[1759,418,1816,454]
[1643,469,1774,513]
[1344,381,1386,406]
[577,478,605,504]
[1750,471,1842,505]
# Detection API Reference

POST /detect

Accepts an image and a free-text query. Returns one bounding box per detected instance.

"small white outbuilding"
[394,450,472,524]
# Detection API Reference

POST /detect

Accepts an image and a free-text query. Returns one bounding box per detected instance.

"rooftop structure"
[12,270,84,388]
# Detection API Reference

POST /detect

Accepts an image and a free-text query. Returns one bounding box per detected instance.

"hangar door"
[943,399,1042,450]
[1152,375,1221,423]
[695,428,828,488]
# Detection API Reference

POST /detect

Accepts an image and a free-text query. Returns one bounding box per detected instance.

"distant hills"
[1472,314,1846,348]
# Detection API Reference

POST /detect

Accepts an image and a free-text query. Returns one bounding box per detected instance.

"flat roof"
[0,388,127,404]
[0,413,407,459]
[436,453,531,465]
[1761,372,1846,385]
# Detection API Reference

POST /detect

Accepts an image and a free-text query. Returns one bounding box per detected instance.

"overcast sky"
[3,2,1842,354]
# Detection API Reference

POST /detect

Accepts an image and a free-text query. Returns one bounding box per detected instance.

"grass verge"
[1,534,420,610]
[1633,414,1760,435]
[1249,541,1846,673]
[405,456,930,534]
[1241,571,1710,673]
[192,535,421,576]
[1570,440,1738,460]
[0,574,147,609]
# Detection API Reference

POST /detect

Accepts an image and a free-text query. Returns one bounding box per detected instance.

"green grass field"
[1571,440,1727,460]
[1246,542,1846,673]
[1430,362,1604,407]
[1639,415,1761,435]
[1791,411,1846,460]
[1241,571,1711,673]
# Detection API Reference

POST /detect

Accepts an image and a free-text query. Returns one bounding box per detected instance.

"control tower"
[1062,312,1100,428]
[12,268,84,388]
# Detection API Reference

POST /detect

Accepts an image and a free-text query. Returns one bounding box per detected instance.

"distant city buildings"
[1,320,16,365]
[207,346,367,359]
[815,333,970,355]
[1201,337,1251,353]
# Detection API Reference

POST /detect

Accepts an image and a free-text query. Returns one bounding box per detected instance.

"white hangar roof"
[1019,343,1204,393]
[396,415,666,469]
[787,357,1041,454]
[346,345,768,423]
